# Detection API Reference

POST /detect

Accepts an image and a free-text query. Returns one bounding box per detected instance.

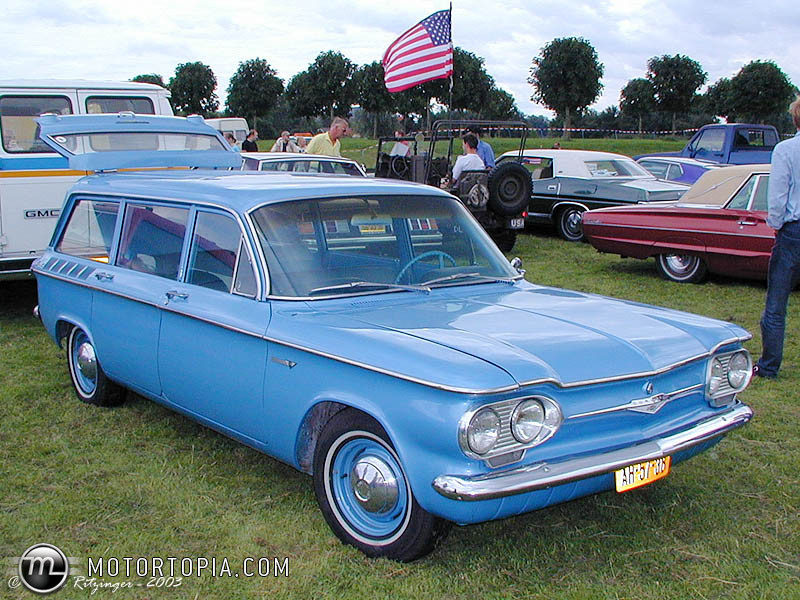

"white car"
[241,152,366,177]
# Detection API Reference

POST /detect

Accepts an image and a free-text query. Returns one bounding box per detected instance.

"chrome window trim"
[32,266,751,396]
[63,190,265,300]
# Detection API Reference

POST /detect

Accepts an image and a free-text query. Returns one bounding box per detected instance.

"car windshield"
[584,158,651,178]
[250,194,518,298]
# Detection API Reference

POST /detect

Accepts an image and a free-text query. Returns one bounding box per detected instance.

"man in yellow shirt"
[306,117,349,157]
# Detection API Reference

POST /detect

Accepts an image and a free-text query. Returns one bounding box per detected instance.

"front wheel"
[556,207,585,242]
[313,409,449,561]
[655,253,708,283]
[66,327,125,406]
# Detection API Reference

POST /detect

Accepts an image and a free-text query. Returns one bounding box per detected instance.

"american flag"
[382,9,453,93]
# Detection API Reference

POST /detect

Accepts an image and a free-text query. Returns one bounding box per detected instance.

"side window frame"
[84,96,155,115]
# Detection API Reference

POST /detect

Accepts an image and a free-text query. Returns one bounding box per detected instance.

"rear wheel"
[556,206,585,242]
[655,253,708,283]
[66,327,125,406]
[313,409,449,561]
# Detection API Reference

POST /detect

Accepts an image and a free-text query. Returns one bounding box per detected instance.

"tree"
[619,78,654,132]
[226,58,284,130]
[483,87,519,120]
[528,37,604,138]
[352,61,395,137]
[169,62,218,116]
[131,74,166,88]
[286,51,356,121]
[646,54,706,131]
[727,61,795,123]
[704,77,734,121]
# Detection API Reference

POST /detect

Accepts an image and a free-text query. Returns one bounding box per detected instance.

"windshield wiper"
[308,281,431,295]
[422,272,517,286]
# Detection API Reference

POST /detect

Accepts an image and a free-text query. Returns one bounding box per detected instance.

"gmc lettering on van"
[24,208,61,219]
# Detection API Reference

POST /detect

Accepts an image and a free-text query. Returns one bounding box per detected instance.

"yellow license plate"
[614,456,671,492]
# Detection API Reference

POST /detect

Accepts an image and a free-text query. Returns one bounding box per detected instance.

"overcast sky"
[3,0,797,118]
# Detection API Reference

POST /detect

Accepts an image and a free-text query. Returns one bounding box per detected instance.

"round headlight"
[511,399,545,443]
[727,352,750,388]
[467,408,500,455]
[708,358,724,395]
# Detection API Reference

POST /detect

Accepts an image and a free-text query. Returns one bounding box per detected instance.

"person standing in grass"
[754,97,800,378]
[306,117,349,157]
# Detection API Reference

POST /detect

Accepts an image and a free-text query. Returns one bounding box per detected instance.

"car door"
[90,200,191,396]
[157,208,270,443]
[702,173,773,278]
[691,128,725,162]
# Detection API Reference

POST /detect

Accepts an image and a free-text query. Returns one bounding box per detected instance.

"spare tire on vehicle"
[487,161,531,216]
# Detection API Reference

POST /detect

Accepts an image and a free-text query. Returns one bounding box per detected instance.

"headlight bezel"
[706,349,752,403]
[459,395,563,461]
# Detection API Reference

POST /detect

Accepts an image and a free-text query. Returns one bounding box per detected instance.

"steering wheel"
[395,251,456,284]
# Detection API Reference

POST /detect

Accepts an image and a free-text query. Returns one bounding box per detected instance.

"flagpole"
[448,3,453,126]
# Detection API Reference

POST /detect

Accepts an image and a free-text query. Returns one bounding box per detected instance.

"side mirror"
[510,256,525,275]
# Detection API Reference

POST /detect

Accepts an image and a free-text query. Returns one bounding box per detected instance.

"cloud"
[1,0,797,118]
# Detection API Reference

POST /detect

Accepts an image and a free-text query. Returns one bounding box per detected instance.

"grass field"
[1,138,798,598]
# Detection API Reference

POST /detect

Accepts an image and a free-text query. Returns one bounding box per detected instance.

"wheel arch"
[550,200,590,220]
[55,317,89,349]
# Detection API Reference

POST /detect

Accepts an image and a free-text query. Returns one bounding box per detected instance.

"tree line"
[133,38,798,140]
[529,37,798,137]
[132,48,519,139]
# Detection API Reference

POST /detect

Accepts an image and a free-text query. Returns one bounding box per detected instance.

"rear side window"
[0,95,73,153]
[56,199,119,262]
[117,204,189,280]
[85,96,155,115]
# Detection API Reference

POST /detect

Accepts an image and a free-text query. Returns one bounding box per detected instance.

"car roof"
[242,152,357,162]
[0,79,168,91]
[680,164,771,205]
[637,156,726,167]
[68,169,451,212]
[499,148,631,161]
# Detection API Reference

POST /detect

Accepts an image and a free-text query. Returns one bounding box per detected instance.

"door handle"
[94,271,114,281]
[547,185,558,190]
[737,220,758,226]
[165,290,189,302]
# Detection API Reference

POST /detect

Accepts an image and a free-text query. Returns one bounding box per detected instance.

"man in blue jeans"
[755,97,800,378]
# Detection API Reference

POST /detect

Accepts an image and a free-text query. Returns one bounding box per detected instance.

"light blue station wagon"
[33,114,754,561]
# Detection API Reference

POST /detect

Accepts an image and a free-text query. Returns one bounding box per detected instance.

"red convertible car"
[582,164,773,283]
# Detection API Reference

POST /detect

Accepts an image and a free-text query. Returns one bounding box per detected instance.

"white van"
[204,117,249,144]
[0,79,173,279]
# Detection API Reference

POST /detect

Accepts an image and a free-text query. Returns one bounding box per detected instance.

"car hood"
[271,282,748,391]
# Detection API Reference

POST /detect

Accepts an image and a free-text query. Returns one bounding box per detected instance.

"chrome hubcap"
[350,456,399,514]
[665,254,695,274]
[76,342,97,381]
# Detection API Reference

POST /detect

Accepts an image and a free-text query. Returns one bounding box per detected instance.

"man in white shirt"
[451,133,485,184]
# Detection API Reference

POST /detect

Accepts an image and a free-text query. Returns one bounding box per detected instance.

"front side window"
[251,195,516,298]
[750,175,769,212]
[117,204,189,279]
[56,199,119,262]
[187,211,254,294]
[85,96,155,115]
[0,95,72,153]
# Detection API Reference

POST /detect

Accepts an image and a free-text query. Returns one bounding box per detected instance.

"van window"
[117,204,189,279]
[0,95,73,153]
[85,96,155,115]
[56,199,119,262]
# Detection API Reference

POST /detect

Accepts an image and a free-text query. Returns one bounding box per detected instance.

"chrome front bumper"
[432,402,753,501]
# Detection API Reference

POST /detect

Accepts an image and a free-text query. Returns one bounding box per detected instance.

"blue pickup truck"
[637,123,779,165]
